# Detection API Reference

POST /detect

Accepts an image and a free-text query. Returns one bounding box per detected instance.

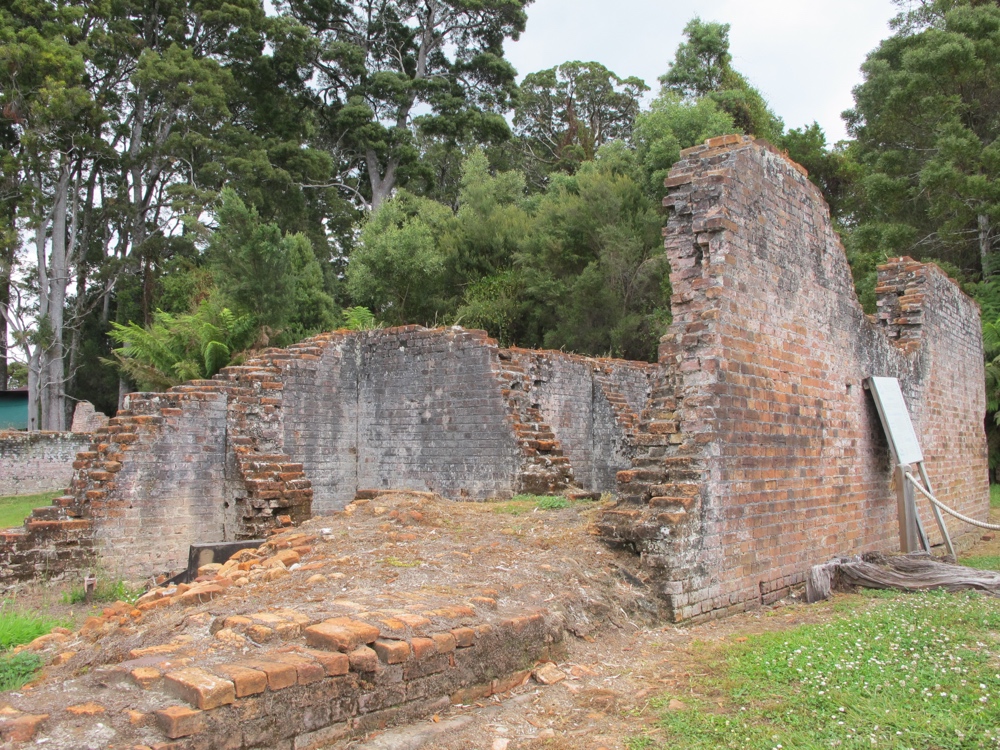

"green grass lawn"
[490,494,573,516]
[0,492,60,529]
[631,590,1000,750]
[991,484,1000,509]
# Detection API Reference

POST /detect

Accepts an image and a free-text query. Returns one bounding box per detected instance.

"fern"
[105,301,257,391]
[342,306,381,331]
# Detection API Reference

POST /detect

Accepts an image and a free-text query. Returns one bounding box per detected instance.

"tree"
[633,92,735,201]
[208,190,337,344]
[346,189,457,325]
[661,17,783,143]
[845,0,1000,279]
[106,302,257,392]
[511,144,669,360]
[0,0,104,429]
[513,61,648,183]
[779,123,855,222]
[284,0,531,210]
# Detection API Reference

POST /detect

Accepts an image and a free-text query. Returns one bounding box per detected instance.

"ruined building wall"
[84,390,231,575]
[599,135,989,622]
[0,431,91,496]
[4,328,645,579]
[281,333,361,514]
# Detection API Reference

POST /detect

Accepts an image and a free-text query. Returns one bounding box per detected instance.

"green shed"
[0,390,28,430]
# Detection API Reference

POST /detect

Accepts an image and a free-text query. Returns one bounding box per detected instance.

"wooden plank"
[917,461,955,558]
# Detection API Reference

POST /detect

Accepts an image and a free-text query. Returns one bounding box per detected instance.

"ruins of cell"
[0,135,988,748]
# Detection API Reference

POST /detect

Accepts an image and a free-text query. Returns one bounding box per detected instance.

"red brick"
[154,706,204,739]
[212,665,267,697]
[163,667,235,710]
[304,618,379,652]
[373,638,410,664]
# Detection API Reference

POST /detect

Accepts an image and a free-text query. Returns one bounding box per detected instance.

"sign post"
[866,377,954,557]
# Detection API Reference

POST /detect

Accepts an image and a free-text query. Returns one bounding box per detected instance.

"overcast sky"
[503,0,900,143]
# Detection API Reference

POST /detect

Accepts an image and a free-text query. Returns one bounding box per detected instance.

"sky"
[503,0,900,144]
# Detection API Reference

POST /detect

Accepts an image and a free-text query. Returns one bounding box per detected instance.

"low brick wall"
[598,135,989,622]
[0,431,91,496]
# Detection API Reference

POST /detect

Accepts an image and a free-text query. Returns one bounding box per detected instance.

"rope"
[905,472,1000,531]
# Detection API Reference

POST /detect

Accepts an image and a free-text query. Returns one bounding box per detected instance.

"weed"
[625,738,655,750]
[635,590,1000,749]
[0,603,64,691]
[380,556,421,568]
[0,492,60,529]
[61,578,144,605]
[0,652,42,692]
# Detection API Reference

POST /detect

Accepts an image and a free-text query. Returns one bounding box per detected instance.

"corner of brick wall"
[599,134,989,622]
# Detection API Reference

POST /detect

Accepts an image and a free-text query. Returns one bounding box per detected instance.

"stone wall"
[598,135,989,622]
[0,431,91,496]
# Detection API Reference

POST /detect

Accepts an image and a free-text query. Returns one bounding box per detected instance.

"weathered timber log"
[807,552,1000,602]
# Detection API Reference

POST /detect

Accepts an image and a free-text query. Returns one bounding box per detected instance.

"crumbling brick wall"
[504,349,655,492]
[0,431,91,496]
[598,135,989,622]
[11,328,646,577]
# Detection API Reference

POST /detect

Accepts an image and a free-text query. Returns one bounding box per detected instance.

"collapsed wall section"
[284,326,586,511]
[599,135,989,622]
[503,349,655,492]
[12,326,651,579]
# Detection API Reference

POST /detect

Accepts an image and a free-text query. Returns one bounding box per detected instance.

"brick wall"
[13,327,647,578]
[598,135,989,622]
[505,350,655,492]
[82,390,231,576]
[0,431,91,496]
[280,332,361,513]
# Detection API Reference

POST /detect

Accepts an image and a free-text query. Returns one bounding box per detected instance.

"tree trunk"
[33,162,73,431]
[979,213,992,277]
[0,243,10,391]
[366,149,398,212]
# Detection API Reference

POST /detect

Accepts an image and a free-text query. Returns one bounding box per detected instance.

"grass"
[0,602,66,692]
[491,494,571,516]
[961,555,1000,571]
[380,556,422,568]
[991,484,1000,509]
[0,604,62,650]
[0,491,60,529]
[61,578,144,605]
[633,590,1000,749]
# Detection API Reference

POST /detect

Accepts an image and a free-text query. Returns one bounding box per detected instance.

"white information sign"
[866,376,924,465]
